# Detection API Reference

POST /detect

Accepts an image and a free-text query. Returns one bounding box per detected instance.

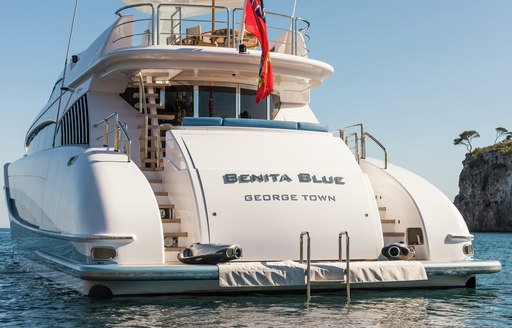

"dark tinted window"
[199,86,236,118]
[164,86,194,125]
[239,89,267,119]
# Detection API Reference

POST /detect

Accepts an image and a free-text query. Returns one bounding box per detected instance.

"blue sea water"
[0,228,510,327]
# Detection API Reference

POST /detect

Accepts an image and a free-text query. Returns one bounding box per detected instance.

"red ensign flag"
[244,0,273,104]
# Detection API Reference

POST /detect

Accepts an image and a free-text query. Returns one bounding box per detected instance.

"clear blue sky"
[1,0,511,227]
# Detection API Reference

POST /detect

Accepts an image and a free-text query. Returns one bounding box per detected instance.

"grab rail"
[138,73,149,156]
[300,231,351,302]
[114,4,156,45]
[339,231,350,301]
[363,131,387,169]
[344,132,359,164]
[299,231,311,302]
[94,112,132,162]
[337,123,388,169]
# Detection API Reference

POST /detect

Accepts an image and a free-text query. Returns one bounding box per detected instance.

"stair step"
[378,206,387,211]
[159,204,175,209]
[139,136,160,141]
[140,166,164,172]
[137,124,172,130]
[141,147,165,152]
[135,103,165,110]
[138,114,175,120]
[165,247,185,252]
[148,179,162,184]
[381,219,396,224]
[134,93,159,98]
[142,158,163,164]
[154,191,168,196]
[383,232,405,237]
[164,232,188,238]
[162,218,181,224]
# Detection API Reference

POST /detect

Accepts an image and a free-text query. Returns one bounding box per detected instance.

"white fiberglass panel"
[180,130,383,261]
[365,158,471,261]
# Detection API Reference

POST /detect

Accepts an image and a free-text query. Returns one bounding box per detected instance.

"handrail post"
[119,122,132,162]
[292,17,297,56]
[300,231,311,302]
[94,112,132,162]
[150,4,156,46]
[103,121,109,147]
[360,124,366,159]
[156,126,162,169]
[338,231,350,301]
[113,113,120,151]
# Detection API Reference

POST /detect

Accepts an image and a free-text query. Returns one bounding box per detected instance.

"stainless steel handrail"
[93,112,132,162]
[115,3,156,45]
[294,17,310,56]
[110,4,309,55]
[157,4,230,46]
[363,132,388,169]
[138,73,149,156]
[299,231,311,302]
[344,132,359,164]
[338,231,350,301]
[118,122,132,163]
[337,123,387,169]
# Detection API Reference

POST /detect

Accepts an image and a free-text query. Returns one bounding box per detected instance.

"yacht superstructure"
[4,0,500,298]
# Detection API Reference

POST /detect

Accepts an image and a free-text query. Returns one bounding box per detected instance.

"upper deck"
[113,1,310,57]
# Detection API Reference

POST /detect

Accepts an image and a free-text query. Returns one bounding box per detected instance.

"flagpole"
[238,0,249,48]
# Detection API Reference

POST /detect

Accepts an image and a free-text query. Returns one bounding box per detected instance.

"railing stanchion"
[300,231,311,302]
[94,112,132,162]
[103,121,109,147]
[339,231,350,301]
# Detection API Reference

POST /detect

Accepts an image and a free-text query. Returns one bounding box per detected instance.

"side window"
[26,122,56,155]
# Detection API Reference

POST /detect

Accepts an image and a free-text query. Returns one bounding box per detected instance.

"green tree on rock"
[454,130,480,154]
[494,127,509,145]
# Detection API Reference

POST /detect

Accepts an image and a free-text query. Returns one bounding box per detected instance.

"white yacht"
[4,0,500,298]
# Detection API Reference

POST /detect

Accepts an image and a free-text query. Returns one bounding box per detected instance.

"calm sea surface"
[0,228,510,327]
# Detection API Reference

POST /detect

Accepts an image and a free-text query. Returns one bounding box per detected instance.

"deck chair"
[184,26,202,45]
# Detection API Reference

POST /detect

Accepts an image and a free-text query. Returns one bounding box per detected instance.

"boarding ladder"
[299,231,351,302]
[131,72,188,260]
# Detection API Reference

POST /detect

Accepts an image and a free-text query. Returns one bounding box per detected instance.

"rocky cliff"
[454,142,512,232]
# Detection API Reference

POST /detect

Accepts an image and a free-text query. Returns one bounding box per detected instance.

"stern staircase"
[133,71,188,262]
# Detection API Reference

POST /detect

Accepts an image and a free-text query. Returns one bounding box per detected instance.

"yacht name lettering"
[244,194,336,202]
[223,173,345,185]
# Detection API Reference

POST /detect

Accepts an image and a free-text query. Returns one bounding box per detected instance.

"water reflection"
[0,229,511,327]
